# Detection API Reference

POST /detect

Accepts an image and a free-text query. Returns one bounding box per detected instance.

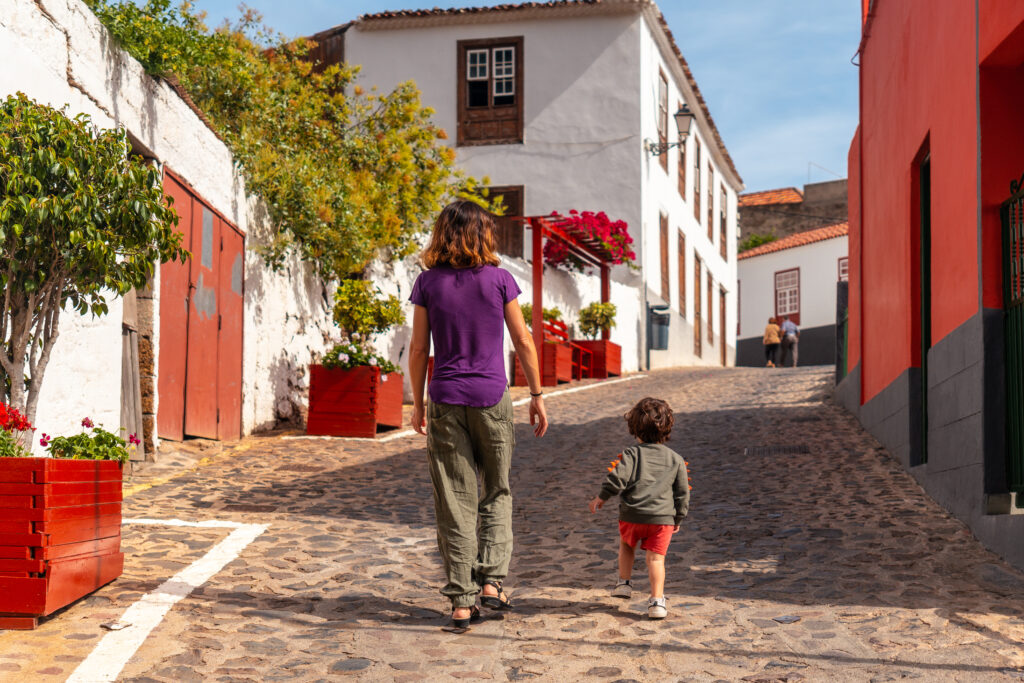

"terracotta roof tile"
[738,187,804,207]
[359,1,600,21]
[352,1,742,186]
[738,222,848,259]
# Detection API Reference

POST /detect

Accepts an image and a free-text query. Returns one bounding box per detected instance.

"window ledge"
[985,492,1024,516]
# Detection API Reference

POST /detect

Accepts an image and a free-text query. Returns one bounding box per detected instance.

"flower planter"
[306,365,403,438]
[571,340,622,379]
[0,459,124,630]
[512,342,572,387]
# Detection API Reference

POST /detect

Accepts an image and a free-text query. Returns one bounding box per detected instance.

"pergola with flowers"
[508,211,632,384]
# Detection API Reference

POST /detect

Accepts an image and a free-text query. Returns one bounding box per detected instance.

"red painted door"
[157,176,193,441]
[183,204,220,440]
[217,221,244,440]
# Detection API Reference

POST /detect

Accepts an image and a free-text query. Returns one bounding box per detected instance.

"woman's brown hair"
[421,200,502,269]
[625,397,674,444]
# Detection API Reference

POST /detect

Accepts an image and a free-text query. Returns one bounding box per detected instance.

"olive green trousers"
[426,390,515,608]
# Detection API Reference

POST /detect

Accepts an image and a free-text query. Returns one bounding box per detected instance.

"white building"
[321,0,744,370]
[1,0,336,454]
[736,222,849,367]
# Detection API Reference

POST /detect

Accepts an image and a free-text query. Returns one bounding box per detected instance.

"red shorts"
[619,521,674,556]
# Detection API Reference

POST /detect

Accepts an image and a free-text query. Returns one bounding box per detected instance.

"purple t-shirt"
[410,265,522,407]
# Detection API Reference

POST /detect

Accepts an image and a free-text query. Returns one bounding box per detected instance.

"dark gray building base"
[736,324,836,367]
[835,310,1024,571]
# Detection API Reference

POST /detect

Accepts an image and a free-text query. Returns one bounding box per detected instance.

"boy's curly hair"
[624,397,674,444]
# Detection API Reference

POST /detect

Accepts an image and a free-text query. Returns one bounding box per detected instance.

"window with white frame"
[838,257,849,282]
[775,268,800,322]
[492,47,515,106]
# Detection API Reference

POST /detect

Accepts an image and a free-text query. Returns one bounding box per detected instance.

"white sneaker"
[648,596,667,619]
[611,578,632,598]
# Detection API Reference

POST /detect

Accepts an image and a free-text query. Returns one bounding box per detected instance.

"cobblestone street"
[3,366,1024,681]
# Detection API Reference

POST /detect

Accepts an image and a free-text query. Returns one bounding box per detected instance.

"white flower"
[338,353,349,363]
[368,357,378,366]
[381,374,388,382]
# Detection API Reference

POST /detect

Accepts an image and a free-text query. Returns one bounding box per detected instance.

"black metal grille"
[1002,174,1024,493]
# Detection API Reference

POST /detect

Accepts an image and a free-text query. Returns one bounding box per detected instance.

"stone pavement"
[3,366,1024,682]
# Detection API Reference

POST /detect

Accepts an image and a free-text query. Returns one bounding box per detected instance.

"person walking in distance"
[762,317,781,368]
[780,315,800,367]
[409,200,549,632]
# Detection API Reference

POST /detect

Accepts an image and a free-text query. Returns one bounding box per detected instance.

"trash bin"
[648,304,671,350]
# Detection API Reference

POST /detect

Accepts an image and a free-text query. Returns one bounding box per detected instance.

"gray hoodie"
[598,442,690,525]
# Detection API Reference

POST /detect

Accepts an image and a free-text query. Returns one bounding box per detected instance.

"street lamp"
[644,103,696,156]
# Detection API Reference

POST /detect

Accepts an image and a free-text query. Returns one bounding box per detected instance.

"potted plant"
[307,280,405,438]
[573,302,621,379]
[513,304,573,386]
[0,410,131,630]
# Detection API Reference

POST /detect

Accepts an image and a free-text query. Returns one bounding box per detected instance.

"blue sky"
[191,0,860,193]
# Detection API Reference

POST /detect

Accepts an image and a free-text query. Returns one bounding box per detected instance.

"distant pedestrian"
[763,317,781,367]
[780,316,800,367]
[588,397,690,620]
[409,200,549,632]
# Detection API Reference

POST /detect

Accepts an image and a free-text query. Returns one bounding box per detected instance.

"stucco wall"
[346,8,741,371]
[638,14,739,368]
[736,236,848,341]
[347,12,645,371]
[1,0,335,442]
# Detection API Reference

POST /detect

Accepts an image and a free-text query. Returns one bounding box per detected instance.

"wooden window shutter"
[489,185,524,257]
[719,185,728,259]
[707,166,715,241]
[707,271,714,343]
[693,139,702,221]
[677,101,686,199]
[677,231,686,317]
[660,214,670,302]
[457,37,524,147]
[693,254,702,355]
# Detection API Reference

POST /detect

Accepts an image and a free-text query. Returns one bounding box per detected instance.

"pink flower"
[128,433,141,446]
[81,417,94,429]
[39,433,50,447]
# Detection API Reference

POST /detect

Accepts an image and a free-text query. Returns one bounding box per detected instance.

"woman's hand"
[412,404,426,435]
[588,496,604,514]
[529,396,548,437]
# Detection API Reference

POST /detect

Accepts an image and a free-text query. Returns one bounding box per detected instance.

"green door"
[1002,176,1024,494]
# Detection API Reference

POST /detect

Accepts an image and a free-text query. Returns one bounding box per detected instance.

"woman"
[762,316,781,368]
[409,200,548,630]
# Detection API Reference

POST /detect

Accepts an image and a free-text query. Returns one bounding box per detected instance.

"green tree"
[739,231,777,252]
[0,93,185,423]
[85,0,493,282]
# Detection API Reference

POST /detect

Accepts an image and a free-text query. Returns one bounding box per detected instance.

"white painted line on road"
[122,517,251,529]
[281,374,649,443]
[68,520,268,683]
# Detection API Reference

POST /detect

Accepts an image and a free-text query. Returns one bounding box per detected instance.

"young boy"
[588,397,690,619]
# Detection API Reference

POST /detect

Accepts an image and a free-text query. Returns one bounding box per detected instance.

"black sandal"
[444,605,481,632]
[479,580,513,611]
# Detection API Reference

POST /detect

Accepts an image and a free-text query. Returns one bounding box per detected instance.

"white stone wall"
[1,0,335,441]
[736,236,849,340]
[638,12,741,369]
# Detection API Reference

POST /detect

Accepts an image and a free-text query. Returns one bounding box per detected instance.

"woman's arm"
[410,305,431,435]
[504,299,548,437]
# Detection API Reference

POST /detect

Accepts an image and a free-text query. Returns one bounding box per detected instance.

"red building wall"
[857,0,979,403]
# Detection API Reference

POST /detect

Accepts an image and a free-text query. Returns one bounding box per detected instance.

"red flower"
[81,417,94,429]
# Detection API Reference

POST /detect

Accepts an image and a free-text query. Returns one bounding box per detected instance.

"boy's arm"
[598,448,636,502]
[673,459,691,525]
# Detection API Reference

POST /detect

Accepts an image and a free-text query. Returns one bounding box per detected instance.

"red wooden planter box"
[0,459,124,630]
[512,342,572,387]
[307,365,404,438]
[571,340,622,379]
